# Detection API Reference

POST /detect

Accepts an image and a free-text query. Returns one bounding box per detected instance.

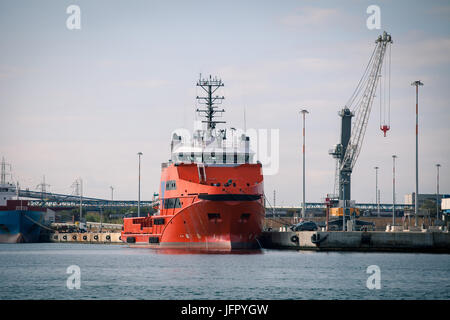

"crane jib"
[330,32,393,203]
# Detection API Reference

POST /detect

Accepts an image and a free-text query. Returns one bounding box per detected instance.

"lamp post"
[110,185,115,219]
[137,152,143,217]
[374,166,380,217]
[79,178,83,222]
[99,206,103,233]
[436,164,441,221]
[273,190,276,217]
[231,127,237,164]
[392,155,397,226]
[411,80,423,227]
[300,109,309,219]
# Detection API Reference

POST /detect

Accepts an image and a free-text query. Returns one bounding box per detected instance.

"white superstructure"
[0,157,16,206]
[170,124,255,165]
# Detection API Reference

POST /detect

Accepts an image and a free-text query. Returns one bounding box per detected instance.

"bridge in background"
[19,189,412,212]
[19,189,158,210]
[270,203,413,211]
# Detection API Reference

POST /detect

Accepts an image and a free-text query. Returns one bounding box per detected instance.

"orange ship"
[121,75,265,250]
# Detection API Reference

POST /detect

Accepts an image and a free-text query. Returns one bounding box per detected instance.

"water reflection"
[127,246,264,255]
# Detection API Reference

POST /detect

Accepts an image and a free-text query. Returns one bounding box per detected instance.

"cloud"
[0,65,37,79]
[394,34,450,68]
[427,4,450,17]
[118,79,170,88]
[280,6,343,28]
[217,55,348,97]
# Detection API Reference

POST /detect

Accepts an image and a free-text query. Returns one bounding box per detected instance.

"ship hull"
[125,199,264,250]
[0,210,45,243]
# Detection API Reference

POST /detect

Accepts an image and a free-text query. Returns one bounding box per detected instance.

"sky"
[0,0,449,205]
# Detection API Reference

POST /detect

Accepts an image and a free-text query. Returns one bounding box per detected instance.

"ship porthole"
[291,235,299,243]
[106,235,111,240]
[94,235,99,240]
[72,235,77,240]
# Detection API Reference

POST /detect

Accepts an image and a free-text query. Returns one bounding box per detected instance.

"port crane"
[328,31,393,217]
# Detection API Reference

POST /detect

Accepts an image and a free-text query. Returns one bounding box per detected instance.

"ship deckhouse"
[170,127,255,165]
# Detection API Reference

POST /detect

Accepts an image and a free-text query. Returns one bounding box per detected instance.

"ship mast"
[196,75,225,130]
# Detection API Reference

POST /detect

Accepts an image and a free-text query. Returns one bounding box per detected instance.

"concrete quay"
[49,232,122,244]
[259,230,450,253]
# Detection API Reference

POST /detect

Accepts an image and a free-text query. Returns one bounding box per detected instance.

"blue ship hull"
[0,210,46,243]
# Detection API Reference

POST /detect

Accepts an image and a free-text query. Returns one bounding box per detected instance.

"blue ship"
[0,202,46,243]
[0,158,47,243]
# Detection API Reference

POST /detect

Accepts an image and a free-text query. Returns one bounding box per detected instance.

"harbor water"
[0,243,449,300]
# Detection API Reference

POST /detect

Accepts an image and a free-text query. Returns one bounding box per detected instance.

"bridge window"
[165,180,177,190]
[163,198,182,209]
[154,218,165,225]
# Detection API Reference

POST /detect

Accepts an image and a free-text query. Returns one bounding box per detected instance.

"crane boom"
[342,32,393,172]
[329,31,393,205]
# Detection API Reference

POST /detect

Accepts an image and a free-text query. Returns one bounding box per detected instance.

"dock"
[259,230,450,253]
[49,232,122,244]
[46,229,450,253]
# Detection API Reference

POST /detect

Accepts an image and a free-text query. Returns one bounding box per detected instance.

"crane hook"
[380,125,390,137]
